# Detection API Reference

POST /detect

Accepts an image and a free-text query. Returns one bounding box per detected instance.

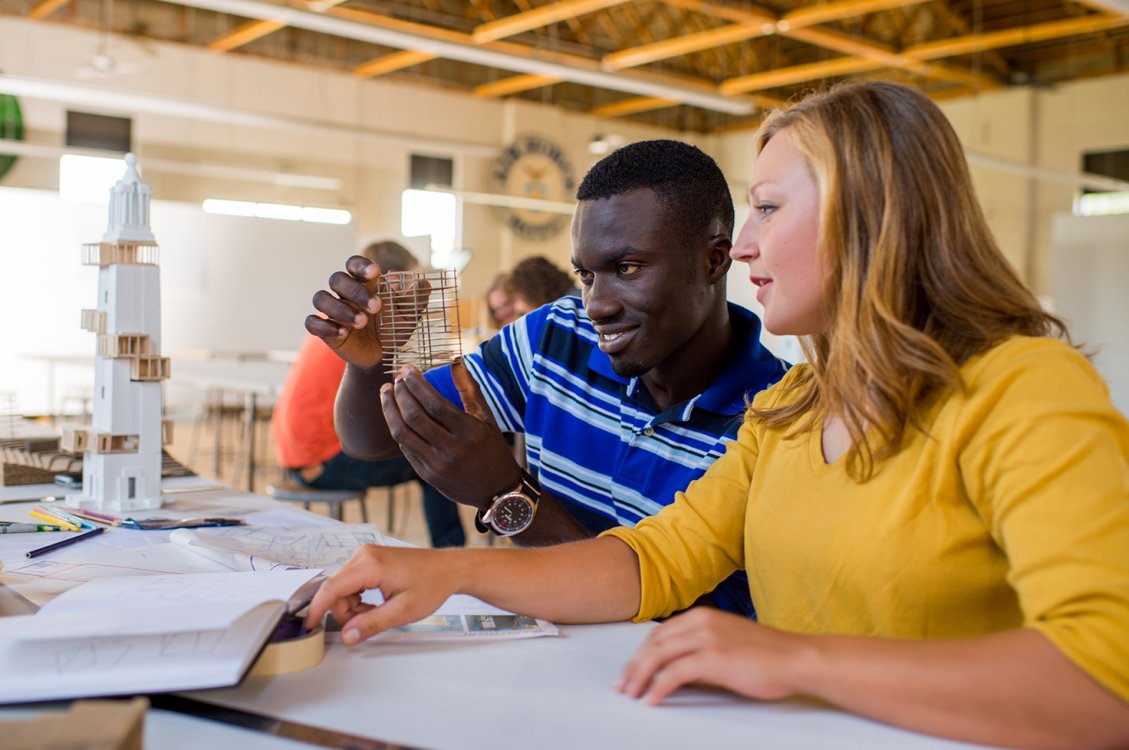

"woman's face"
[730,129,826,336]
[488,287,516,327]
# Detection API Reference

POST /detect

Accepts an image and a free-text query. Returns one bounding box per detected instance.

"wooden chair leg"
[385,486,396,535]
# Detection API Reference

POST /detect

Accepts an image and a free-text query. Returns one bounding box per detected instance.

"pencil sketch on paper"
[56,639,133,673]
[160,629,224,656]
[46,630,228,675]
[170,525,389,572]
[126,573,266,605]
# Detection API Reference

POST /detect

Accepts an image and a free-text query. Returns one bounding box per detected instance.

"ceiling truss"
[7,0,1129,131]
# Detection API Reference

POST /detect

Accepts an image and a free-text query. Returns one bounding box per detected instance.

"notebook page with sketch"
[0,568,320,704]
[168,524,399,572]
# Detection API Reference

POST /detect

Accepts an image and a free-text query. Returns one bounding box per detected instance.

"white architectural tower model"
[62,154,171,511]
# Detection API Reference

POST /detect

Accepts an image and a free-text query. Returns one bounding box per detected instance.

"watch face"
[490,494,535,535]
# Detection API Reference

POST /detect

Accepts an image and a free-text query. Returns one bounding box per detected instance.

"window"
[401,188,461,269]
[59,154,124,203]
[1079,148,1129,216]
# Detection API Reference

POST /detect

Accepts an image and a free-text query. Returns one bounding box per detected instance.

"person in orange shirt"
[272,240,465,547]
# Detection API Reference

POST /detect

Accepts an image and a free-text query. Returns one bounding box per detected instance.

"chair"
[265,481,367,523]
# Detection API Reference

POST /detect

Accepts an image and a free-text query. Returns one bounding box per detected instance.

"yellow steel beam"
[208,19,287,52]
[472,0,630,44]
[720,11,1129,96]
[721,57,878,95]
[28,0,71,20]
[474,73,562,97]
[604,0,935,82]
[602,22,771,70]
[783,26,997,90]
[781,0,926,29]
[905,14,1129,60]
[589,96,678,117]
[354,50,438,78]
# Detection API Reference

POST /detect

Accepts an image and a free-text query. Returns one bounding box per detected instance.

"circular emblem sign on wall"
[493,135,575,241]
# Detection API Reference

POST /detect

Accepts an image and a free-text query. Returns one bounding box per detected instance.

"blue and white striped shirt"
[427,296,788,616]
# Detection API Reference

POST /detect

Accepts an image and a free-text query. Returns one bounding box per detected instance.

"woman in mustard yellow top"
[307,81,1129,748]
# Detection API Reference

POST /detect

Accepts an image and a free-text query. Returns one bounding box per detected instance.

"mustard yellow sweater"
[604,336,1129,702]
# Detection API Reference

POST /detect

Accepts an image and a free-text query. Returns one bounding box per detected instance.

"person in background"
[272,240,465,547]
[484,272,515,330]
[307,82,1129,748]
[503,255,577,319]
[306,140,789,617]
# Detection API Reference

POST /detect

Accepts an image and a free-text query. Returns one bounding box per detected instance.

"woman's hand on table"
[304,545,464,644]
[616,608,807,705]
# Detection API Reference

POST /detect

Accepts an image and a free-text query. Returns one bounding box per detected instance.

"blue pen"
[26,527,105,558]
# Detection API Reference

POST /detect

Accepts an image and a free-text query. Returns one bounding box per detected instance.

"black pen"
[26,527,105,558]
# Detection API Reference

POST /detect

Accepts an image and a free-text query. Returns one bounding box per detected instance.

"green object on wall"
[0,91,25,183]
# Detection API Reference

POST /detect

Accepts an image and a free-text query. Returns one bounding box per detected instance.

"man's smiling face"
[571,187,720,381]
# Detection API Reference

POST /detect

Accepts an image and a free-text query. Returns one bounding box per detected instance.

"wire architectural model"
[377,269,462,374]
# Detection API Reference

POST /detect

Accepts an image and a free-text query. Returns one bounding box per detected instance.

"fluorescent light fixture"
[59,154,125,203]
[202,198,352,224]
[255,202,304,221]
[0,74,498,158]
[301,206,352,224]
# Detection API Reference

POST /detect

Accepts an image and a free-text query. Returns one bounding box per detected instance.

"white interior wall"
[1052,213,1129,416]
[0,186,356,414]
[0,17,678,303]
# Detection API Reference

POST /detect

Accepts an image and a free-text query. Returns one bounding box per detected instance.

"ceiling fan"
[74,0,152,80]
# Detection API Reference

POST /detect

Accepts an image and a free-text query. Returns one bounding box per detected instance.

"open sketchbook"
[0,568,321,704]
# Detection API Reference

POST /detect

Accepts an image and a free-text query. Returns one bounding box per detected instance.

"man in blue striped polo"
[308,140,788,616]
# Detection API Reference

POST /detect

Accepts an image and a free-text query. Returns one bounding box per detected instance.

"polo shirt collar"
[585,302,779,419]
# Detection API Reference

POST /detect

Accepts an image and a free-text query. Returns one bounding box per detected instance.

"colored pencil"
[64,508,122,527]
[36,505,96,530]
[26,527,106,558]
[29,510,80,531]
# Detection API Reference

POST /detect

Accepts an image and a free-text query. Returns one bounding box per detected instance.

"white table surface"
[180,620,988,750]
[0,478,991,750]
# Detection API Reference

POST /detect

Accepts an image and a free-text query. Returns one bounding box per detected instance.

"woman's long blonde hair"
[753,81,1067,480]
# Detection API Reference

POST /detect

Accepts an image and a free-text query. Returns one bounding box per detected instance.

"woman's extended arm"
[304,536,641,644]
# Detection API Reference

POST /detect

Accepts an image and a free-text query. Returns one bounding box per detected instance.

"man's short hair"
[576,139,735,242]
[362,240,418,273]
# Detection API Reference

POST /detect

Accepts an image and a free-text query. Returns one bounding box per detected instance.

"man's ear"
[705,234,733,284]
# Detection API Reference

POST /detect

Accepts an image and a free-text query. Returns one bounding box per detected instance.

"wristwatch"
[475,471,541,537]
